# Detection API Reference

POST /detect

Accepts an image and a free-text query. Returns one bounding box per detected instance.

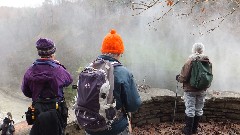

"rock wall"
[132,88,240,127]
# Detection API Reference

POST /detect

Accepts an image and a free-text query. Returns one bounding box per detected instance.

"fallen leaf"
[167,0,174,6]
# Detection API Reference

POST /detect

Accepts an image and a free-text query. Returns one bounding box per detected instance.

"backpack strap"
[111,61,122,67]
[33,60,66,69]
[33,60,58,68]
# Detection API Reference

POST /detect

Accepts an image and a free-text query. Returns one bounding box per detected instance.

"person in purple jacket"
[21,38,73,135]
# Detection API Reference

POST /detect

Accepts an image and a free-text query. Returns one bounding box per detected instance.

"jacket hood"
[189,53,209,61]
[98,55,121,63]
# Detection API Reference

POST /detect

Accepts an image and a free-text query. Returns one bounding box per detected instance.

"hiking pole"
[173,81,178,123]
[72,84,78,110]
[127,112,132,134]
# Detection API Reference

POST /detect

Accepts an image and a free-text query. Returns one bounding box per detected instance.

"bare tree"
[128,0,240,36]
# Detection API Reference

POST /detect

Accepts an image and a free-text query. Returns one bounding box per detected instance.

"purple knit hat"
[36,38,56,56]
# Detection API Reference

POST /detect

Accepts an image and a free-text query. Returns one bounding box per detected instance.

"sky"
[0,0,44,7]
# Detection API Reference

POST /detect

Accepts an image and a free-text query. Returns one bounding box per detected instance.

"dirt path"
[133,122,240,135]
[11,117,240,135]
[16,121,238,135]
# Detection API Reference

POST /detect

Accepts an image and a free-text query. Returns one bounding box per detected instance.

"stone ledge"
[132,88,240,127]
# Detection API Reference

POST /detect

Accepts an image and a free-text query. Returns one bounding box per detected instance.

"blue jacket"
[86,55,141,135]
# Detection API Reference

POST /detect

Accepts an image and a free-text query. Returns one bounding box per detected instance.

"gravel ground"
[12,120,240,135]
[133,122,240,135]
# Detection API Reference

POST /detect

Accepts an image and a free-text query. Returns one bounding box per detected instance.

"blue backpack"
[75,58,122,132]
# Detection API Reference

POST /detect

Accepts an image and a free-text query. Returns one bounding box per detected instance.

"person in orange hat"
[75,29,141,135]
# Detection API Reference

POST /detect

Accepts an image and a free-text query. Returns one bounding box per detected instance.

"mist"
[0,0,240,121]
[125,0,240,92]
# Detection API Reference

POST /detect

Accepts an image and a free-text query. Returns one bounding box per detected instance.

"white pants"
[183,91,206,117]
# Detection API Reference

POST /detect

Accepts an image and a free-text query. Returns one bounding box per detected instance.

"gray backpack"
[75,58,122,132]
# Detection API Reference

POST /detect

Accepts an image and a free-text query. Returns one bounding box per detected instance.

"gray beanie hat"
[192,43,205,54]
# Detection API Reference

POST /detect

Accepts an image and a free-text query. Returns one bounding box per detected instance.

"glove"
[176,75,180,81]
[54,60,66,69]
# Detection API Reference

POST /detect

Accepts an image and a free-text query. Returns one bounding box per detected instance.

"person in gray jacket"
[176,43,211,135]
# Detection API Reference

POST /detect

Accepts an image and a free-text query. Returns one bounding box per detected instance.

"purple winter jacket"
[21,59,73,101]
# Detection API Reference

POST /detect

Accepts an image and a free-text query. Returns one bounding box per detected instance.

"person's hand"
[54,60,60,64]
[54,60,66,69]
[176,75,180,81]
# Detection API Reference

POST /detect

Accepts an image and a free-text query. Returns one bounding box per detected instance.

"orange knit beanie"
[101,29,124,54]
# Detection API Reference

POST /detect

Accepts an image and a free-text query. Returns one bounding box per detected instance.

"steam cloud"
[0,0,239,96]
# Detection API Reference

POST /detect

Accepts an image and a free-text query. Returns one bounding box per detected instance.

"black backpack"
[190,58,213,89]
